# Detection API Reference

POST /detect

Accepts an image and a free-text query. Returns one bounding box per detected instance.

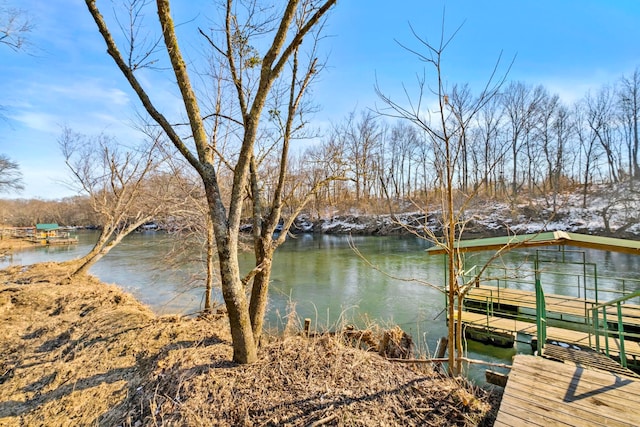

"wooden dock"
[454,284,640,367]
[494,355,640,426]
[28,236,78,245]
[465,284,640,325]
[452,310,640,360]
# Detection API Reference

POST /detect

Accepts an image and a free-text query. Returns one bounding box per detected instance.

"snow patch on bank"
[292,183,640,237]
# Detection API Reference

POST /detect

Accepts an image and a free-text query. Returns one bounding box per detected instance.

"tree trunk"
[249,245,273,346]
[447,253,456,375]
[204,217,215,313]
[70,226,115,278]
[445,134,460,376]
[633,107,639,178]
[208,185,257,363]
[71,227,133,278]
[71,248,103,278]
[218,253,257,364]
[511,138,518,199]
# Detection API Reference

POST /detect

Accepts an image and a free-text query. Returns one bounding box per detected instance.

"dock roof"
[426,231,640,255]
[35,223,60,231]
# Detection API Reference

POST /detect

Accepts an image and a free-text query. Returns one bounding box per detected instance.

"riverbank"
[0,262,500,426]
[284,183,640,238]
[0,238,38,256]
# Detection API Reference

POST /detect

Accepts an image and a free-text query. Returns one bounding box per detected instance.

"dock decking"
[453,283,640,366]
[452,309,640,360]
[465,284,640,326]
[494,355,640,426]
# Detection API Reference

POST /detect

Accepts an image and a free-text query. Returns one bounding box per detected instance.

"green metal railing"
[449,252,640,365]
[590,290,640,368]
[535,259,547,355]
[460,254,640,309]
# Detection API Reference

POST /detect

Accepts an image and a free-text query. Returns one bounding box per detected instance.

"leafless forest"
[2,68,640,231]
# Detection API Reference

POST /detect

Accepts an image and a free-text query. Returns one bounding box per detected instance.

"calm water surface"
[4,230,639,382]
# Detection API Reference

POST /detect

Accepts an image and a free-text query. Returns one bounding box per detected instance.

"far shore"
[0,237,39,254]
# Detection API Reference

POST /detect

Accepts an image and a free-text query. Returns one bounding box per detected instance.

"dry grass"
[0,237,39,257]
[0,262,501,426]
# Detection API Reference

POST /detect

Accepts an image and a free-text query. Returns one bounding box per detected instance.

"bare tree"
[59,128,170,277]
[447,83,475,192]
[587,85,619,183]
[574,97,601,208]
[376,22,510,376]
[1,3,31,121]
[537,94,572,211]
[148,153,220,314]
[384,121,420,201]
[85,0,336,363]
[0,1,31,51]
[341,110,384,204]
[618,67,640,180]
[0,154,23,193]
[472,95,504,195]
[303,130,350,211]
[244,32,343,343]
[501,82,544,200]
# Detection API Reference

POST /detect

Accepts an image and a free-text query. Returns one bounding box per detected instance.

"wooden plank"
[493,410,545,427]
[495,355,640,426]
[510,358,640,406]
[506,365,640,411]
[506,371,640,424]
[498,388,622,427]
[502,379,636,427]
[497,399,577,426]
[508,367,640,412]
[542,344,639,378]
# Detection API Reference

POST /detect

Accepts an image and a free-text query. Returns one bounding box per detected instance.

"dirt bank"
[0,263,500,426]
[0,237,39,256]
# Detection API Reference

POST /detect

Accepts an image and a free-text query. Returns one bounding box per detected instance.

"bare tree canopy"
[0,1,31,51]
[85,0,337,363]
[376,21,511,376]
[0,153,23,193]
[59,127,174,277]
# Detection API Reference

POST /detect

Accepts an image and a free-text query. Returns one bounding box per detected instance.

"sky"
[1,0,640,200]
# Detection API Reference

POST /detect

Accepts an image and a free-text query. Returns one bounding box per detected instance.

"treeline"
[0,196,98,227]
[4,69,640,228]
[292,69,640,214]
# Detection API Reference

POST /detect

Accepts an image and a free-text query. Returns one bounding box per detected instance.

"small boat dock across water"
[3,223,79,246]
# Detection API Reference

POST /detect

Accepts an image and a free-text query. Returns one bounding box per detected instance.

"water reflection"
[5,230,639,382]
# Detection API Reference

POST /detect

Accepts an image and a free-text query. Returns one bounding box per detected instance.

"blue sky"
[1,0,640,199]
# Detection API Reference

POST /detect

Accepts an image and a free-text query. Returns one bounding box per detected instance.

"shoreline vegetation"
[0,262,501,426]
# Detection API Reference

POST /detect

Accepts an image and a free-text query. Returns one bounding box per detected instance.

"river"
[3,230,639,382]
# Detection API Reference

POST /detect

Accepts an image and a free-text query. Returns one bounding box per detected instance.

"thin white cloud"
[8,111,59,133]
[18,79,131,107]
[539,70,623,104]
[49,81,130,106]
[2,77,134,136]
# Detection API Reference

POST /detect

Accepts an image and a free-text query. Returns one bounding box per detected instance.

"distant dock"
[2,224,79,246]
